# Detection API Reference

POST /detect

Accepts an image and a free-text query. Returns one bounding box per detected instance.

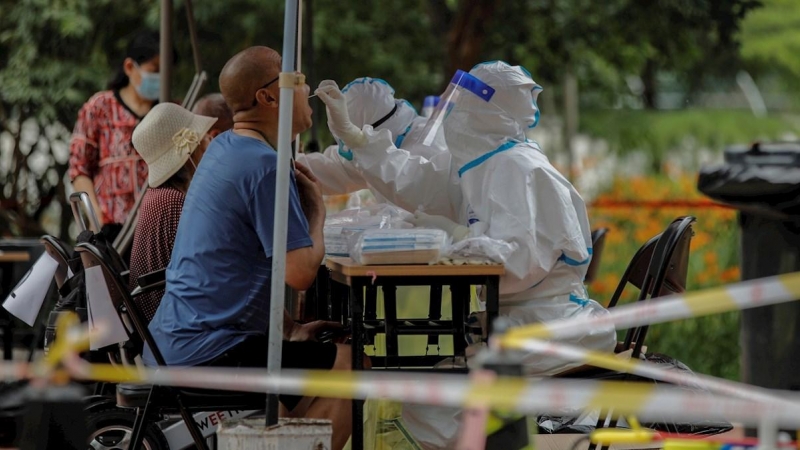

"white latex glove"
[314,80,367,149]
[409,211,470,242]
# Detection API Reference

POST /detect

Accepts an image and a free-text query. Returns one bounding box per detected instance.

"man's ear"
[257,88,279,108]
[208,129,221,138]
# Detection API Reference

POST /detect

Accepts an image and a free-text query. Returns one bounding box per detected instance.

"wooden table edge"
[0,252,31,263]
[325,256,505,278]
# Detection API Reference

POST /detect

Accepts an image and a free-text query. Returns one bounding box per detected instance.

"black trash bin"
[698,142,800,393]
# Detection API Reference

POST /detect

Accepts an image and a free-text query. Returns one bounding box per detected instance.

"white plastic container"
[217,418,332,450]
[351,229,449,265]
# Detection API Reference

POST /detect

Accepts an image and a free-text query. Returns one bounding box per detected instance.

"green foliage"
[648,313,742,380]
[581,110,800,169]
[740,0,800,85]
[0,0,156,236]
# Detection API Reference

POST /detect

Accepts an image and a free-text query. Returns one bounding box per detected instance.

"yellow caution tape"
[503,337,800,411]
[502,272,800,342]
[592,416,657,445]
[34,308,800,430]
[54,357,800,428]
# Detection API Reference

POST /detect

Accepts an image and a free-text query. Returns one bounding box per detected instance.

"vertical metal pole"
[266,0,300,427]
[292,1,302,157]
[306,0,319,149]
[159,0,173,103]
[184,0,202,75]
[296,0,303,71]
[288,0,302,318]
[563,69,578,182]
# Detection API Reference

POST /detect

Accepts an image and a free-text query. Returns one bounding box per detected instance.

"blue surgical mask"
[134,63,161,101]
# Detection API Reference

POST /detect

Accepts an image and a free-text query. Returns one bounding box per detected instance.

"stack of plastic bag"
[437,235,516,267]
[351,229,449,265]
[324,204,413,257]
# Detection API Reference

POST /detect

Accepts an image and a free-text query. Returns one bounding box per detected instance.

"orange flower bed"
[588,174,740,303]
[588,173,741,379]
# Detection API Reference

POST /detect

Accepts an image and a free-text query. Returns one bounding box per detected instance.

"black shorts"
[199,335,338,412]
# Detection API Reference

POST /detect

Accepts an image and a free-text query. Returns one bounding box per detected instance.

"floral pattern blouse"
[69,90,148,225]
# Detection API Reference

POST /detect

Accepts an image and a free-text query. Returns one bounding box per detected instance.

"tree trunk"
[642,59,658,109]
[563,70,579,182]
[443,0,500,89]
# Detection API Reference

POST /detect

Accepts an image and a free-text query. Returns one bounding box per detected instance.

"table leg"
[330,280,345,323]
[427,284,442,351]
[365,285,378,349]
[382,285,398,368]
[316,266,331,321]
[349,281,365,450]
[364,284,377,322]
[485,276,500,341]
[1,262,14,361]
[450,284,469,359]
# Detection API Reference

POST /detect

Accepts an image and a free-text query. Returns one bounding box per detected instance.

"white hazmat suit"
[298,77,447,200]
[316,62,616,449]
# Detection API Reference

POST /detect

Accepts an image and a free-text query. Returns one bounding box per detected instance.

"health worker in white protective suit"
[298,77,448,201]
[317,62,616,448]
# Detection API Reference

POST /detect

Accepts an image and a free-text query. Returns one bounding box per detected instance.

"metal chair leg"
[128,387,156,450]
[176,392,210,450]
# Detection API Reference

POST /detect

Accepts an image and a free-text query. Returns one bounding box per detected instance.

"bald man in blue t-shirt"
[144,46,357,450]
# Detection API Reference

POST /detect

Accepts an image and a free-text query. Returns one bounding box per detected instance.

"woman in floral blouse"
[69,30,175,229]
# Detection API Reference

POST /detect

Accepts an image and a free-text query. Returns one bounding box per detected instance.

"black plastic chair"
[563,217,697,448]
[40,235,72,291]
[585,228,609,284]
[75,242,266,450]
[614,216,695,358]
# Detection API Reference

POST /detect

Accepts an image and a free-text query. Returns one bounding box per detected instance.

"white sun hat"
[132,103,217,187]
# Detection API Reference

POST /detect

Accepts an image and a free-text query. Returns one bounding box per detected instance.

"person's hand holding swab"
[314,80,367,149]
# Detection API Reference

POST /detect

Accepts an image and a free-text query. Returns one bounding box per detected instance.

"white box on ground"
[217,418,332,450]
[535,434,664,450]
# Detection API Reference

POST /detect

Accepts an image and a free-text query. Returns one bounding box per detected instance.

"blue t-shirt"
[143,131,313,366]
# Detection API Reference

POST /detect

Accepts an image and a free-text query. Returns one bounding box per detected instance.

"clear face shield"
[419,70,496,147]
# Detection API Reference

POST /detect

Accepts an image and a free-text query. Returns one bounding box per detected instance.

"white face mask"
[134,63,161,101]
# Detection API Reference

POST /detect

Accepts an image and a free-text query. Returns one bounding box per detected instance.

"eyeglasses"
[252,75,280,106]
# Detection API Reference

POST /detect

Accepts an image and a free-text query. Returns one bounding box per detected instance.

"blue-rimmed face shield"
[419,70,495,147]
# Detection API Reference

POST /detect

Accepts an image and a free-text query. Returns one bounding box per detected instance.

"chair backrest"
[75,242,166,367]
[69,192,101,233]
[40,235,72,290]
[616,216,696,357]
[606,234,661,309]
[585,228,609,284]
[626,216,695,355]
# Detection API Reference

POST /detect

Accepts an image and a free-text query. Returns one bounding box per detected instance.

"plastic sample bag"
[350,229,449,265]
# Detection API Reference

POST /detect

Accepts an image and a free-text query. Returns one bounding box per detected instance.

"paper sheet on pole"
[2,254,58,326]
[85,265,128,350]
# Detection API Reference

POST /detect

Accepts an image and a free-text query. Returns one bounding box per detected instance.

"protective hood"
[331,77,418,146]
[443,61,542,171]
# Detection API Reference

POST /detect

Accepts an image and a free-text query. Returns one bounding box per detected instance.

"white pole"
[736,70,768,118]
[757,416,778,450]
[266,0,300,426]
